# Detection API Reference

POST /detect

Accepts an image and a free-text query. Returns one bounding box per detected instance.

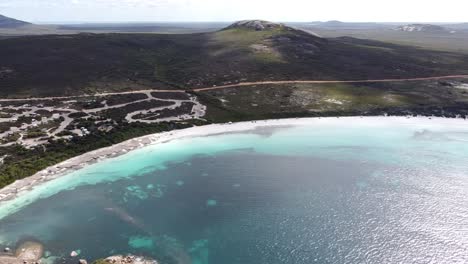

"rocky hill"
[0,14,31,28]
[396,24,451,33]
[224,20,284,31]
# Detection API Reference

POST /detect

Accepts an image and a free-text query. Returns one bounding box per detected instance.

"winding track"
[0,75,467,101]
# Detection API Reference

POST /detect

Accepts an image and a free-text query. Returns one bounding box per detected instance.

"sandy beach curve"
[1,116,467,206]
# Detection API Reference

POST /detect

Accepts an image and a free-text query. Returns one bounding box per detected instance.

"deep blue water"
[0,118,467,264]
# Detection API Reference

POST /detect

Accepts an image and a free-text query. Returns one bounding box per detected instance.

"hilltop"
[0,14,31,28]
[223,20,285,31]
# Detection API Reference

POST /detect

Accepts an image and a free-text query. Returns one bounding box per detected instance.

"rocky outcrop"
[395,24,451,33]
[0,241,43,264]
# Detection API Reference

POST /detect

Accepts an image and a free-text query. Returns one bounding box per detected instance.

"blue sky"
[1,0,467,23]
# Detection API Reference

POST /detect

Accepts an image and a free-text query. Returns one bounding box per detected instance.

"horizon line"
[32,20,468,25]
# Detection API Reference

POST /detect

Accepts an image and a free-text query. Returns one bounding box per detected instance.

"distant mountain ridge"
[0,14,31,28]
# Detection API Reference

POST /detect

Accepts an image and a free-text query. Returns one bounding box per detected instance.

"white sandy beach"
[0,116,467,204]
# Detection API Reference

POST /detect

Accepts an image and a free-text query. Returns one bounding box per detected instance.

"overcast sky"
[1,0,467,23]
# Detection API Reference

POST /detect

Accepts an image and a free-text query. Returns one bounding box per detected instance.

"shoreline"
[0,115,467,204]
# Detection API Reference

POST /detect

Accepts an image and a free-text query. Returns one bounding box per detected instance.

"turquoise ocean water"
[0,118,467,263]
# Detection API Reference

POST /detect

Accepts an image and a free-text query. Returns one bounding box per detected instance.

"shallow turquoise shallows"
[0,118,467,264]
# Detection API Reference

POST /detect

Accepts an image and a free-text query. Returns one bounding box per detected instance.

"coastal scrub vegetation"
[0,121,194,188]
[194,80,468,123]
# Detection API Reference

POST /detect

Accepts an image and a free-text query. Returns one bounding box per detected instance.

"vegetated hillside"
[195,79,468,123]
[0,14,31,28]
[1,20,468,97]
